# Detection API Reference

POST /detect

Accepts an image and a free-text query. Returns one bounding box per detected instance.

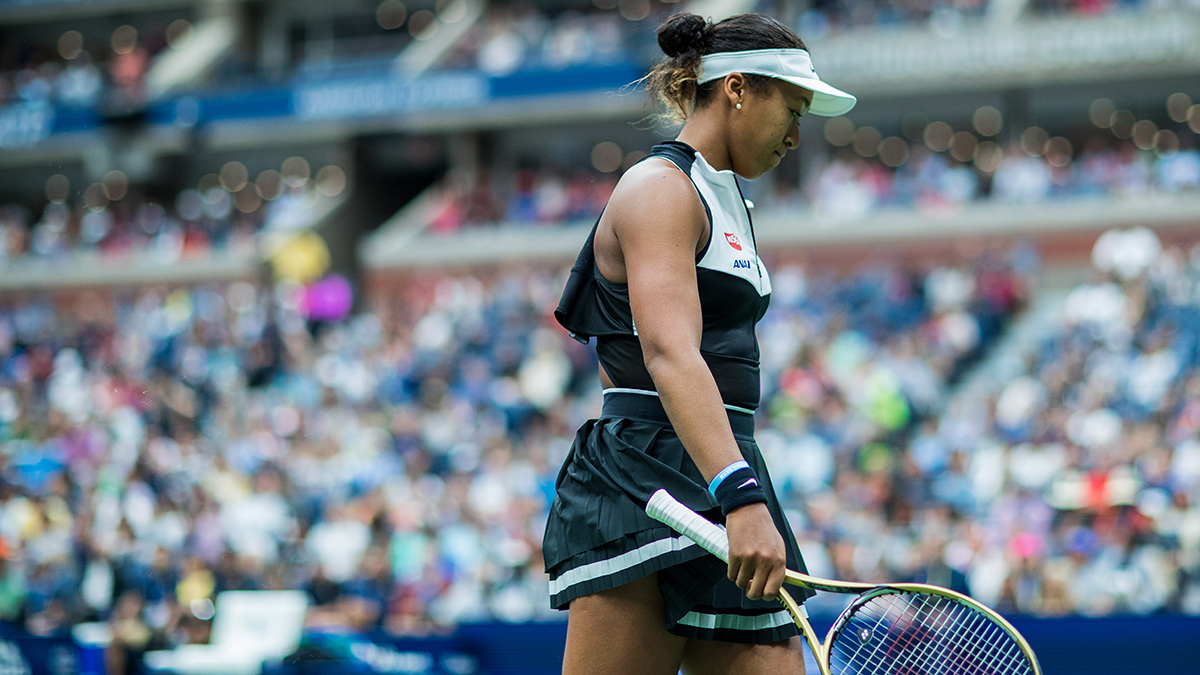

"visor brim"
[778,75,857,117]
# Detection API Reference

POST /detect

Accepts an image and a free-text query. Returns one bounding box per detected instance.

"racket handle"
[646,489,730,563]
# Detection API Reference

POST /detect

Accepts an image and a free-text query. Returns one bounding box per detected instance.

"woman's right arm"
[598,162,787,602]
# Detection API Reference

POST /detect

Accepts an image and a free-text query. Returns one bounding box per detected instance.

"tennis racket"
[646,489,1041,675]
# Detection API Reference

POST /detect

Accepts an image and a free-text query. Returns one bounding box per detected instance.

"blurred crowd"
[437,0,1177,78]
[796,0,1180,40]
[423,166,619,233]
[0,12,1196,675]
[4,120,1194,260]
[0,51,106,111]
[767,229,1200,618]
[2,218,1200,671]
[747,248,1032,615]
[794,0,987,41]
[0,230,1022,656]
[9,122,1195,255]
[0,166,337,268]
[436,4,647,76]
[1,0,1187,122]
[0,191,259,267]
[0,268,580,673]
[415,124,1198,235]
[800,133,1200,219]
[0,23,168,114]
[1028,0,1198,16]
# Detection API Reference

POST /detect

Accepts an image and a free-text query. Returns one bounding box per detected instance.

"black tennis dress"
[543,140,812,644]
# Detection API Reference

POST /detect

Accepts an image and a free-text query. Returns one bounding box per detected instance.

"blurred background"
[0,0,1198,672]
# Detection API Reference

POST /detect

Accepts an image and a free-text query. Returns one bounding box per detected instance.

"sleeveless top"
[554,140,772,411]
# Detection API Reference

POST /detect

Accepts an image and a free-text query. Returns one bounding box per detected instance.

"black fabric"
[712,466,768,516]
[553,140,768,411]
[554,140,709,343]
[595,261,768,410]
[543,392,813,644]
[599,391,755,437]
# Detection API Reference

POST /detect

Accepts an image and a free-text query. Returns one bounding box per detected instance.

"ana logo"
[724,232,742,251]
[733,259,753,270]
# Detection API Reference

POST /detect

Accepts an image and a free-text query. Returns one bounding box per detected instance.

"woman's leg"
[681,635,806,675]
[563,573,688,675]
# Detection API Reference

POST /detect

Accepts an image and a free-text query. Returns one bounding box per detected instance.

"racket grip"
[646,490,730,563]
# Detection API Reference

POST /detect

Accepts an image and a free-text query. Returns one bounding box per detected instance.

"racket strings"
[868,597,1027,675]
[845,595,962,674]
[828,592,1033,675]
[856,595,1026,675]
[901,600,1019,675]
[896,608,1021,675]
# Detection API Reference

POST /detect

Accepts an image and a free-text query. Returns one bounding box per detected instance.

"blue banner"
[294,73,489,121]
[140,614,1200,675]
[264,629,477,675]
[1,60,646,147]
[488,63,642,100]
[396,616,1196,675]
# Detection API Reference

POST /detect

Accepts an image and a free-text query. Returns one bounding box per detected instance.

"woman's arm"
[598,161,786,602]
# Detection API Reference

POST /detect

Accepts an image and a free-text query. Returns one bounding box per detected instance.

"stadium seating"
[0,0,1198,671]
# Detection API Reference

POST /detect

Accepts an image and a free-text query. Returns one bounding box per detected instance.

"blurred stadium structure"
[0,0,1199,672]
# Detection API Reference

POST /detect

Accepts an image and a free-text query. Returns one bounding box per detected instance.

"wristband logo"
[725,232,742,250]
[738,478,758,489]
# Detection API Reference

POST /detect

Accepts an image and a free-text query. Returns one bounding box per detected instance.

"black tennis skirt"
[542,391,813,644]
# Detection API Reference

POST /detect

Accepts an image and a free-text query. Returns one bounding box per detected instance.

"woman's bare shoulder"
[604,156,706,232]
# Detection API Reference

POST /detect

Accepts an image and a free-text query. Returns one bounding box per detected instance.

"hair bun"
[657,13,710,58]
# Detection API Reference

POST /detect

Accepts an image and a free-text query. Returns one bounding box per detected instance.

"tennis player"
[544,12,856,675]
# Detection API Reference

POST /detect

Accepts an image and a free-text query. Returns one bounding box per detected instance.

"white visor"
[697,48,856,117]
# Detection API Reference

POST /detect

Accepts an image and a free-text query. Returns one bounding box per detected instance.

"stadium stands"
[2,230,1199,645]
[0,0,1199,672]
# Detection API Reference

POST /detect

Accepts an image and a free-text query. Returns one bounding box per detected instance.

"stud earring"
[736,103,741,110]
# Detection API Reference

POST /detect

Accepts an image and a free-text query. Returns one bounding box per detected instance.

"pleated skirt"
[542,391,812,644]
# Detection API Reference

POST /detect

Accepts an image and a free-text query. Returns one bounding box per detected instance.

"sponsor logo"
[724,232,742,250]
[733,259,753,270]
[738,478,759,489]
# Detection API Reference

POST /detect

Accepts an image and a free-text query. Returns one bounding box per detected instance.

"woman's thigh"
[682,635,806,675]
[563,573,688,675]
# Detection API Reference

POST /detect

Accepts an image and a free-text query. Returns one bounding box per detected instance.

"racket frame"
[646,489,1042,675]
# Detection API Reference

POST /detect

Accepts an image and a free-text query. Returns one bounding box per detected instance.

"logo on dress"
[724,232,742,250]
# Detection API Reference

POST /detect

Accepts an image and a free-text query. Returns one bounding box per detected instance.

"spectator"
[0,538,25,624]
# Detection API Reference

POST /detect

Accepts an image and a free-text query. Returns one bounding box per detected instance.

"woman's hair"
[645,13,806,121]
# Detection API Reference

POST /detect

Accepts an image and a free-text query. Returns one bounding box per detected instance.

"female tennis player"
[545,12,855,675]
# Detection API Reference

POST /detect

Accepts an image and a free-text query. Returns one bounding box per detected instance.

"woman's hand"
[724,502,787,601]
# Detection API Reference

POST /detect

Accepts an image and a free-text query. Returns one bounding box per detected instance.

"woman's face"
[729,79,813,179]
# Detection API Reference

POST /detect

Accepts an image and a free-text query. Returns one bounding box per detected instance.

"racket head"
[823,587,1041,675]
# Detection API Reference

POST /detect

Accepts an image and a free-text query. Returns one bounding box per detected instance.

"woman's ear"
[721,73,747,110]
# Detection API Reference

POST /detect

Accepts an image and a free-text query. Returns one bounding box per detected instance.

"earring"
[736,103,741,110]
